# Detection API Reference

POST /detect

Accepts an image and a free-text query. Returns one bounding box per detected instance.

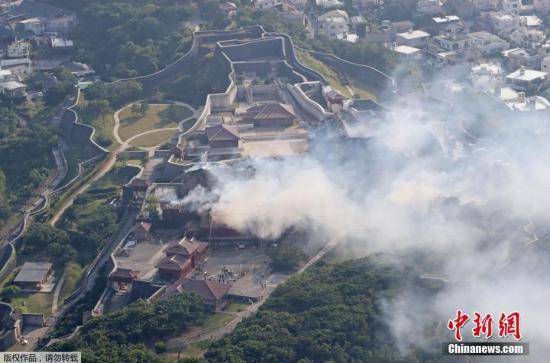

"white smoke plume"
[182,73,550,361]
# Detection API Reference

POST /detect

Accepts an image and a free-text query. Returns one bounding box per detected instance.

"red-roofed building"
[156,238,209,280]
[134,222,151,241]
[167,279,230,310]
[206,124,240,148]
[109,268,139,290]
[241,102,297,128]
[156,255,193,280]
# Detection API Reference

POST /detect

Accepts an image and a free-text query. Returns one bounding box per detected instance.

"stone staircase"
[106,290,130,313]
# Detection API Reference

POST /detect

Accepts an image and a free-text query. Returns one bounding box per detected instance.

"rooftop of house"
[241,102,296,120]
[433,15,460,23]
[206,124,240,141]
[0,80,25,90]
[396,29,431,40]
[110,268,140,280]
[13,262,52,284]
[164,237,208,257]
[318,9,348,21]
[172,279,230,301]
[506,68,547,81]
[156,254,192,271]
[468,31,506,42]
[394,45,421,55]
[0,58,30,67]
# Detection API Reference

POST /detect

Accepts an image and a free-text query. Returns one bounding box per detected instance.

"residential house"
[481,12,519,38]
[0,58,31,78]
[468,31,509,56]
[17,17,45,35]
[396,29,431,47]
[390,21,415,34]
[7,41,29,58]
[430,31,471,52]
[317,9,349,39]
[431,15,465,35]
[50,36,74,50]
[393,45,423,60]
[316,0,344,8]
[0,80,26,99]
[502,48,537,68]
[506,67,547,93]
[508,27,545,50]
[46,13,77,33]
[166,279,230,310]
[13,262,52,290]
[241,102,297,128]
[62,62,95,78]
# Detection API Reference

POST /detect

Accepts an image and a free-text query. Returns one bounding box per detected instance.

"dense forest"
[206,256,441,362]
[0,107,56,228]
[47,293,208,362]
[47,0,195,80]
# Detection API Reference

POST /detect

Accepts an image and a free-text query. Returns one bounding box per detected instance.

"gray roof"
[14,262,52,283]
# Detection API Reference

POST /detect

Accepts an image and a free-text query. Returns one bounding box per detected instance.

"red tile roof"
[110,268,139,280]
[243,103,296,120]
[206,124,240,141]
[176,279,230,301]
[156,255,192,271]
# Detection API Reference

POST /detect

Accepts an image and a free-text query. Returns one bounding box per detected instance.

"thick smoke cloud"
[184,76,550,360]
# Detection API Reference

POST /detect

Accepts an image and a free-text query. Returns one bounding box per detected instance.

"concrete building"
[0,80,26,99]
[396,29,431,47]
[506,67,547,93]
[468,31,509,55]
[317,9,349,39]
[0,58,31,78]
[13,262,52,290]
[542,56,550,73]
[6,41,29,58]
[316,0,344,8]
[17,17,45,35]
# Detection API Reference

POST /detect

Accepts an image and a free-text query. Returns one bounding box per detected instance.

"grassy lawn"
[11,292,53,315]
[296,50,352,98]
[129,129,179,148]
[59,262,84,302]
[224,302,249,313]
[119,104,192,141]
[202,313,236,333]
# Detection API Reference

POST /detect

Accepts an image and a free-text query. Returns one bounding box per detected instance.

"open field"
[129,129,179,148]
[119,104,192,141]
[11,292,53,315]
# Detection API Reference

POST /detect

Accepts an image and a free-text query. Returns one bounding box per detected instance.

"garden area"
[118,103,193,141]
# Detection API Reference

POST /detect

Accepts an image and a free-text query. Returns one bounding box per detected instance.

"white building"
[506,67,547,92]
[396,29,431,47]
[316,0,344,8]
[468,31,509,55]
[7,40,30,58]
[17,17,45,35]
[0,58,31,79]
[317,10,349,39]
